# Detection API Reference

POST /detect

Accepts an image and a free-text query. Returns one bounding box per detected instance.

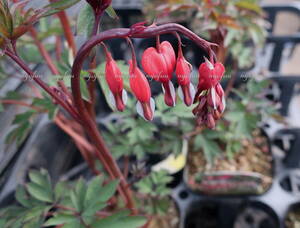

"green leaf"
[32,97,58,119]
[84,176,104,207]
[82,176,106,222]
[22,206,51,223]
[105,6,118,19]
[92,210,147,228]
[5,121,31,145]
[0,102,3,112]
[248,23,265,45]
[44,214,77,226]
[70,178,86,212]
[92,214,146,228]
[80,71,91,101]
[18,44,42,63]
[62,220,84,228]
[12,111,36,125]
[4,91,23,100]
[43,0,81,17]
[235,0,262,14]
[15,186,31,208]
[23,217,44,228]
[26,182,53,203]
[54,182,69,201]
[29,169,52,189]
[77,4,95,38]
[193,135,221,164]
[224,29,239,47]
[0,219,6,227]
[98,180,118,202]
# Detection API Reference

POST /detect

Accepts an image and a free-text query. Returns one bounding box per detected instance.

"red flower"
[175,53,195,106]
[129,60,155,121]
[198,57,225,91]
[141,41,176,106]
[193,58,226,129]
[105,52,126,112]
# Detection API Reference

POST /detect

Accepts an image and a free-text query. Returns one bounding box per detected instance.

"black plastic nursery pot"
[183,128,274,196]
[172,181,282,228]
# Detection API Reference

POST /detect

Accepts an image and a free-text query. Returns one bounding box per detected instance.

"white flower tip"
[136,98,156,121]
[204,56,214,70]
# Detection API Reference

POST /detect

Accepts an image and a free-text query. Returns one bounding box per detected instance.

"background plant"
[143,0,267,69]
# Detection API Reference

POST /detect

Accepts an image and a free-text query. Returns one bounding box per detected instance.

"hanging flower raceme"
[103,44,127,111]
[175,44,195,106]
[193,57,225,129]
[141,39,176,107]
[129,60,155,121]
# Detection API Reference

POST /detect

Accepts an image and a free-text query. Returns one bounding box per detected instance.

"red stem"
[55,115,99,174]
[29,28,59,75]
[56,11,77,56]
[126,37,137,71]
[175,32,183,58]
[156,35,161,52]
[55,36,62,61]
[0,99,44,112]
[29,28,70,96]
[4,49,80,122]
[101,42,113,61]
[92,11,104,36]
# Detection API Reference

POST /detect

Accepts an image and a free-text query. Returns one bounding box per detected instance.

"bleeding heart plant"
[0,0,226,223]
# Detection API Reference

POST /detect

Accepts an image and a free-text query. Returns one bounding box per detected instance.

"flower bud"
[105,53,126,111]
[175,55,195,106]
[129,60,155,121]
[193,83,226,129]
[206,113,216,129]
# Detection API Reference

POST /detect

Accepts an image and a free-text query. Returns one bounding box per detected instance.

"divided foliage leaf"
[0,169,146,228]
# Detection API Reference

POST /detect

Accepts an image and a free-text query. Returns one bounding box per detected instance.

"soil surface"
[186,129,273,194]
[148,203,179,228]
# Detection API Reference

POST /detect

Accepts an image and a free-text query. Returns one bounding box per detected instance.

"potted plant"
[185,79,279,195]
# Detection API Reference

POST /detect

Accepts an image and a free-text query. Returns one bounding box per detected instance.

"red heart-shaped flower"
[198,58,225,91]
[141,41,175,83]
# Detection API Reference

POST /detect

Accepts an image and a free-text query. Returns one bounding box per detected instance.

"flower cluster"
[193,57,225,128]
[103,36,225,128]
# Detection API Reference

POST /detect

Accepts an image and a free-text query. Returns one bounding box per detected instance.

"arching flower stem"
[174,32,183,58]
[156,35,161,53]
